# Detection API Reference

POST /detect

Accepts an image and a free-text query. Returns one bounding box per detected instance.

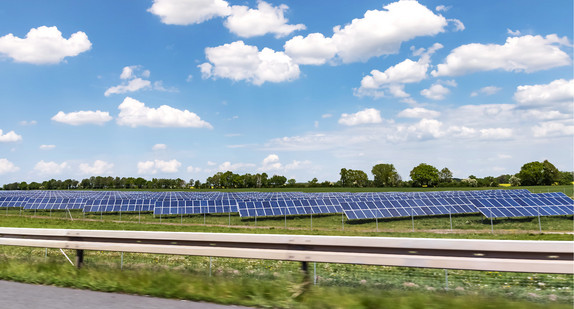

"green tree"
[410,163,439,187]
[558,171,573,185]
[518,160,560,186]
[339,168,349,187]
[371,163,400,187]
[509,175,521,186]
[269,175,287,187]
[438,167,453,184]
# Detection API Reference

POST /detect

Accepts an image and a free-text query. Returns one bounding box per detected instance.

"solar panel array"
[0,189,571,221]
[469,192,574,218]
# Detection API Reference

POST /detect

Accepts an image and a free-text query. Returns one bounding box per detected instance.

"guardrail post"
[301,261,310,284]
[76,249,84,269]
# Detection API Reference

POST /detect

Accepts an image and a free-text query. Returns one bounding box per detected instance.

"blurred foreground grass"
[0,246,572,308]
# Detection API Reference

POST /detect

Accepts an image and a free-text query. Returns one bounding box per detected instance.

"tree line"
[2,160,572,190]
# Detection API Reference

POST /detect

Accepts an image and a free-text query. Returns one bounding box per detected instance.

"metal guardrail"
[0,227,572,274]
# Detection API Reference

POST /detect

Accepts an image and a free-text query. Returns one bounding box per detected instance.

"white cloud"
[33,160,68,175]
[39,145,56,150]
[514,79,574,109]
[19,120,37,126]
[225,1,305,38]
[432,34,571,76]
[148,0,231,25]
[321,113,333,119]
[187,166,202,173]
[448,19,465,31]
[338,108,382,126]
[117,97,212,128]
[398,118,444,140]
[471,86,501,97]
[520,110,569,121]
[284,33,338,65]
[0,158,19,174]
[218,161,255,172]
[507,29,521,36]
[79,160,114,175]
[258,154,311,172]
[436,5,451,12]
[200,41,300,85]
[137,159,181,174]
[285,1,449,64]
[398,107,440,119]
[105,78,151,96]
[207,161,217,166]
[420,83,451,100]
[105,65,174,96]
[479,128,513,140]
[152,143,167,150]
[262,154,280,165]
[0,26,91,64]
[355,43,442,98]
[532,121,574,138]
[0,129,22,142]
[51,110,112,126]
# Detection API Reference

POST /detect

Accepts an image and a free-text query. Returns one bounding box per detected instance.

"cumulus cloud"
[259,154,311,172]
[471,86,502,97]
[137,159,181,174]
[0,26,91,64]
[225,1,305,38]
[79,160,114,175]
[200,41,300,85]
[0,158,19,174]
[479,128,513,140]
[51,110,112,126]
[398,107,440,119]
[284,33,338,65]
[514,79,574,109]
[532,121,574,138]
[338,108,382,126]
[432,34,571,76]
[39,145,56,150]
[284,1,450,64]
[420,83,451,100]
[105,78,151,96]
[187,166,202,173]
[355,43,442,98]
[105,65,174,96]
[148,0,231,25]
[33,160,68,175]
[218,161,255,172]
[152,143,167,150]
[0,130,22,142]
[396,118,444,140]
[117,97,212,128]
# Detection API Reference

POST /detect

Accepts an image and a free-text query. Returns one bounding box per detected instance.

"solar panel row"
[0,190,571,221]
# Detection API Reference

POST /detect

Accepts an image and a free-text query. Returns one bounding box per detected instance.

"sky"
[0,0,572,184]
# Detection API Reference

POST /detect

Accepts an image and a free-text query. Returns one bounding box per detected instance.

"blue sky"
[0,0,572,184]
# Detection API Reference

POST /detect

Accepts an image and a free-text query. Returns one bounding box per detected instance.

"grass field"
[0,185,572,308]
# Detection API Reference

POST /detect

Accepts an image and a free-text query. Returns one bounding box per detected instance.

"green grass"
[0,185,572,308]
[0,248,571,308]
[0,213,572,240]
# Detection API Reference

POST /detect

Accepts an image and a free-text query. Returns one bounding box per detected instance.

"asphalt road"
[0,280,253,309]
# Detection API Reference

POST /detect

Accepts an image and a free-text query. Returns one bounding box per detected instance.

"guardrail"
[0,227,572,274]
